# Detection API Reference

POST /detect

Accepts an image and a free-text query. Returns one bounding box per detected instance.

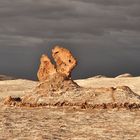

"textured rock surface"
[37,46,77,81]
[4,85,140,109]
[52,46,77,77]
[37,54,56,81]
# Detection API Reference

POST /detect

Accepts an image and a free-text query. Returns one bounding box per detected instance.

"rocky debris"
[115,73,133,78]
[52,46,77,77]
[3,96,21,106]
[36,46,79,93]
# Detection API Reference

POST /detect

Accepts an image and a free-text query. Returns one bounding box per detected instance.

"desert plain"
[0,74,140,140]
[0,47,140,140]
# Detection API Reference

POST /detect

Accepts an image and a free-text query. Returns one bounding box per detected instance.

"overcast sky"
[0,0,140,80]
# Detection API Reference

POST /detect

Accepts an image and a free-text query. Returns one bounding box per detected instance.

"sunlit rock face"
[37,54,56,81]
[19,46,79,105]
[52,46,77,77]
[37,46,77,81]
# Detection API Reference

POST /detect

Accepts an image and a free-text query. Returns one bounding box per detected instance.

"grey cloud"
[0,0,140,79]
[73,0,140,6]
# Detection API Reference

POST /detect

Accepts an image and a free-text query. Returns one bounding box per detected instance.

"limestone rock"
[52,46,77,77]
[37,54,56,81]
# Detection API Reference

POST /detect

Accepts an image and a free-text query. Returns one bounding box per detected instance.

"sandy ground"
[76,76,140,95]
[0,76,140,139]
[0,79,37,99]
[0,107,140,140]
[0,76,140,98]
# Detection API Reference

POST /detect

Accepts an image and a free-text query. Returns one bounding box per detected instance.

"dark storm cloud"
[0,0,140,79]
[73,0,140,6]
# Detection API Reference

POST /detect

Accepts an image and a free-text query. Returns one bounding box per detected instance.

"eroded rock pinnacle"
[37,46,77,81]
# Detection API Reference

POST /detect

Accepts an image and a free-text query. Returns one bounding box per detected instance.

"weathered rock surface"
[37,46,77,81]
[52,46,77,77]
[4,85,140,109]
[37,54,56,81]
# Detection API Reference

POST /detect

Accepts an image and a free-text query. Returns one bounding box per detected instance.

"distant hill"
[0,75,16,81]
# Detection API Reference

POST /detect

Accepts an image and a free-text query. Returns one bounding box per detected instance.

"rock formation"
[37,46,77,81]
[52,46,77,77]
[37,54,56,81]
[2,46,140,109]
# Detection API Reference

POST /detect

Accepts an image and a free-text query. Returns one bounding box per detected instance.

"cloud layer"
[0,0,140,79]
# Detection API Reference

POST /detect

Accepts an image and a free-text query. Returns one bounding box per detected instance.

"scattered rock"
[3,96,21,106]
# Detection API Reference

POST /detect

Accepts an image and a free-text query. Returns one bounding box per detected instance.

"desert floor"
[0,76,140,139]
